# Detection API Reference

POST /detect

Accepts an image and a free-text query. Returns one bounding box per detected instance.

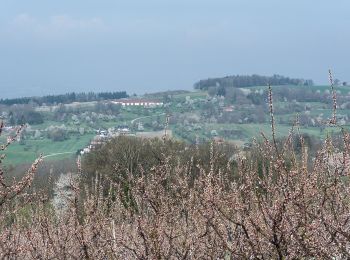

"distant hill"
[194,74,314,90]
[0,91,129,106]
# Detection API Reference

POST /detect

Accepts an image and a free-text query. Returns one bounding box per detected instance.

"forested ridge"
[194,74,314,90]
[0,91,129,106]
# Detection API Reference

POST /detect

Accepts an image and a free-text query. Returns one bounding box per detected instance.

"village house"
[116,125,130,134]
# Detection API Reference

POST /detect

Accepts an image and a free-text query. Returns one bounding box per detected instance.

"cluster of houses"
[79,125,134,155]
[79,134,108,155]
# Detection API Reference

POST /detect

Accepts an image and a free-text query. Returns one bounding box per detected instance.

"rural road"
[131,113,166,124]
[42,151,75,159]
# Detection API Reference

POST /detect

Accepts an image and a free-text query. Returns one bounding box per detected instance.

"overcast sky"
[0,0,348,98]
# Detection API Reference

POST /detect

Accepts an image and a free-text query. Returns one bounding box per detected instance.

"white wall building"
[113,99,163,107]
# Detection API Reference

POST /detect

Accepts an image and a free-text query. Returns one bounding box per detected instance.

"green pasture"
[249,85,350,95]
[1,134,94,166]
[173,91,207,100]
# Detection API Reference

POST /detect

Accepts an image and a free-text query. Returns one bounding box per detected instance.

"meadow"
[3,134,94,165]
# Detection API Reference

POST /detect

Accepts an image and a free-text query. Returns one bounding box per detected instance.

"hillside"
[1,83,350,167]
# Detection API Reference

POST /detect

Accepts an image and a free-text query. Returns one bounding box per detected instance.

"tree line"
[194,74,314,90]
[0,91,129,106]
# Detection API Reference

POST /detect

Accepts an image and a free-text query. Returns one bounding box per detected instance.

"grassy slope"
[3,134,94,166]
[249,85,349,92]
[172,89,350,142]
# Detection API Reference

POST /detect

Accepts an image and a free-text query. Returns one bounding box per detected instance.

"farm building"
[112,99,163,107]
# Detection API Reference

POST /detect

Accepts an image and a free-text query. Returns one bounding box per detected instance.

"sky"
[0,0,349,98]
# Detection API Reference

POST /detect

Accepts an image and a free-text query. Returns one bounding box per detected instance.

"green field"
[173,91,207,100]
[2,134,94,166]
[192,122,346,144]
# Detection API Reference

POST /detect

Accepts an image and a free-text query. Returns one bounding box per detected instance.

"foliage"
[47,127,68,142]
[0,122,43,221]
[83,137,238,184]
[8,108,44,125]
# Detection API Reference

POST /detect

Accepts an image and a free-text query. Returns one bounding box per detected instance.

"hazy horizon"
[0,0,349,98]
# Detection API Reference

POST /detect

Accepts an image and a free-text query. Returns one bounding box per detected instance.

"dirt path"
[42,152,75,159]
[131,113,166,124]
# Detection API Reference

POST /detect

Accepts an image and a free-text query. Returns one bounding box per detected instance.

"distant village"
[79,98,165,155]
